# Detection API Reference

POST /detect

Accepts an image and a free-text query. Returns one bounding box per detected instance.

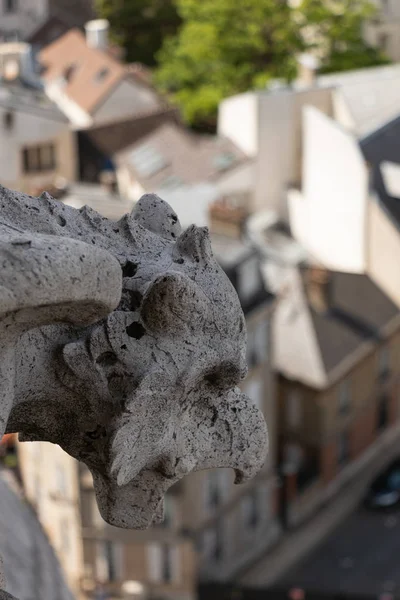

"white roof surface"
[318,63,400,137]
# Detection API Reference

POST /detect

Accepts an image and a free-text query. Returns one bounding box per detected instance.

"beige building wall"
[289,107,368,273]
[17,440,84,598]
[80,466,196,600]
[0,105,77,193]
[218,92,259,157]
[255,87,332,219]
[18,128,78,194]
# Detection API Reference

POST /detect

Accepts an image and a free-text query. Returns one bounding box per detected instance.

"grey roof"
[317,63,400,137]
[62,183,134,220]
[0,470,74,600]
[304,270,398,375]
[0,82,66,121]
[117,122,247,191]
[360,114,400,229]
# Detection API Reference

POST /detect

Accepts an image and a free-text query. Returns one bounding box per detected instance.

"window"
[243,377,263,411]
[22,143,56,173]
[131,144,167,177]
[378,346,390,380]
[246,329,257,368]
[213,152,236,172]
[206,470,221,510]
[286,389,302,429]
[159,494,174,528]
[3,110,14,130]
[147,544,179,583]
[337,430,349,466]
[246,322,268,368]
[254,319,269,363]
[378,395,389,431]
[4,0,17,14]
[338,380,351,415]
[64,63,78,83]
[241,488,259,529]
[5,29,19,41]
[213,521,224,561]
[237,256,260,304]
[97,541,123,582]
[94,67,110,83]
[203,522,224,561]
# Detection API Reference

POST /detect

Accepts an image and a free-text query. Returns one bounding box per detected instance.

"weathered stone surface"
[0,185,268,540]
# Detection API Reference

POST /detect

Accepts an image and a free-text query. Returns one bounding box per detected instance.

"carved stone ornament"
[0,185,268,536]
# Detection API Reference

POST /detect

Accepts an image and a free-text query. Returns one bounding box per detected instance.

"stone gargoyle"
[0,185,268,530]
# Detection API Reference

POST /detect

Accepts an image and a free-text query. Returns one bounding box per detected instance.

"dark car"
[364,459,400,509]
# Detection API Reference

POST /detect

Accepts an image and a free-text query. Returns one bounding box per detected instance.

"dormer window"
[95,67,109,83]
[64,63,77,83]
[4,0,17,14]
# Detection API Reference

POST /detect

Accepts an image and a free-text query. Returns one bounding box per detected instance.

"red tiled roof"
[39,29,126,114]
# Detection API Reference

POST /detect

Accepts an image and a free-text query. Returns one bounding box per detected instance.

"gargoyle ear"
[173,225,213,264]
[130,194,182,241]
[141,272,209,335]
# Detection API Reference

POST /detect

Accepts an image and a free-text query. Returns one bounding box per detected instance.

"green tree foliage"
[155,0,303,127]
[155,0,390,127]
[95,0,181,66]
[298,0,390,74]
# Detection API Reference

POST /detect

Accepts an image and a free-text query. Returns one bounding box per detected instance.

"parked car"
[364,459,400,509]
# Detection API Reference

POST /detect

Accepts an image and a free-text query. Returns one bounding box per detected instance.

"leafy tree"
[298,0,390,74]
[156,0,390,127]
[95,0,181,66]
[155,0,304,127]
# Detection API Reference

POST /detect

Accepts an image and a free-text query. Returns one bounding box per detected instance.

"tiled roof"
[304,269,398,377]
[274,263,399,388]
[39,29,126,114]
[116,122,247,191]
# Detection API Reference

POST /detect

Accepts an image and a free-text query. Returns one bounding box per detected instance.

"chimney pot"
[85,19,109,51]
[297,53,320,87]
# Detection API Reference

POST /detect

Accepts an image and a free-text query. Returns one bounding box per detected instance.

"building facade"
[17,440,84,598]
[79,466,196,600]
[274,265,400,528]
[0,80,77,194]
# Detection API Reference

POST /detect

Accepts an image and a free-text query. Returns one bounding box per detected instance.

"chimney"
[85,19,109,51]
[306,267,331,313]
[297,53,320,87]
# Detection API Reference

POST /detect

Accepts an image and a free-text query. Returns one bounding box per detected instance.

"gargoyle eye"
[204,362,241,389]
[96,351,118,367]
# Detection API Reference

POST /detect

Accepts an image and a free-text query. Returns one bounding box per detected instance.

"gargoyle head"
[14,194,268,529]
